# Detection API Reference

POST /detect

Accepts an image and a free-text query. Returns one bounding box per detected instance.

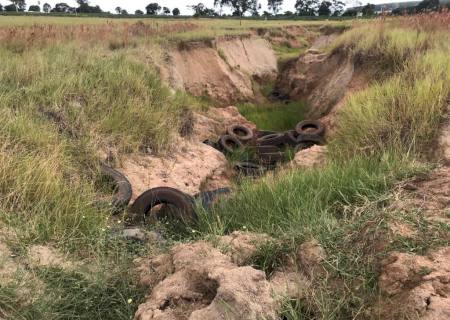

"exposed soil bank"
[162,36,277,106]
[276,44,355,120]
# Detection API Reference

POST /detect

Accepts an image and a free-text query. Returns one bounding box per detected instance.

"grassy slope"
[0,14,449,320]
[200,15,450,319]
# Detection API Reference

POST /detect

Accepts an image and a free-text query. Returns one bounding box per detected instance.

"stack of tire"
[205,120,326,176]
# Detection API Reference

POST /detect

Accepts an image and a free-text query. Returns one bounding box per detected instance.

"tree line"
[0,0,344,16]
[0,0,447,16]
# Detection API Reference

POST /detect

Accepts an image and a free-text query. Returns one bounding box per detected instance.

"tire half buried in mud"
[128,187,197,225]
[100,164,132,214]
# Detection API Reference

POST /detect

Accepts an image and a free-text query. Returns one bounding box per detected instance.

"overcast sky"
[7,0,413,14]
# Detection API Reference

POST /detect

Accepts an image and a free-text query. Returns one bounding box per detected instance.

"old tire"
[203,139,221,151]
[196,187,231,210]
[295,120,325,137]
[218,135,243,154]
[258,152,284,164]
[128,187,197,225]
[296,134,326,145]
[294,142,316,152]
[256,133,286,147]
[234,162,266,176]
[256,145,280,153]
[285,130,300,146]
[100,164,132,214]
[256,130,277,138]
[227,124,254,143]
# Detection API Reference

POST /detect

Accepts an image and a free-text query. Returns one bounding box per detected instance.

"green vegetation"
[237,100,308,131]
[199,15,450,319]
[0,13,449,320]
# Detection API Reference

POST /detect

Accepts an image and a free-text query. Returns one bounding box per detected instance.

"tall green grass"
[331,39,450,158]
[199,19,450,319]
[199,154,420,237]
[237,100,308,131]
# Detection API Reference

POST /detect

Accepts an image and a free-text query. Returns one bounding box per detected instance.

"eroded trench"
[130,28,364,320]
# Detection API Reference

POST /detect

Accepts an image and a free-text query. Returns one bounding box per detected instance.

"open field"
[0,12,449,320]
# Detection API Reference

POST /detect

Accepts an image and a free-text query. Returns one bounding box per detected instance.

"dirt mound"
[392,166,450,225]
[27,245,74,270]
[218,231,272,265]
[277,48,354,120]
[120,106,259,199]
[122,138,231,200]
[192,106,257,143]
[375,248,450,320]
[163,37,277,105]
[134,241,279,320]
[289,145,328,169]
[134,233,321,319]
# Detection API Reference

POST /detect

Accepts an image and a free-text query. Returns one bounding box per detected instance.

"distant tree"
[330,0,344,15]
[121,9,128,14]
[135,9,144,14]
[172,7,180,15]
[162,6,170,14]
[51,2,71,12]
[267,0,282,15]
[43,2,51,12]
[10,0,26,11]
[214,0,258,23]
[251,1,261,15]
[284,10,294,16]
[76,0,102,13]
[4,3,17,11]
[361,2,375,15]
[146,2,161,15]
[318,0,332,15]
[295,0,317,15]
[28,4,40,11]
[115,6,122,14]
[416,0,439,12]
[190,2,217,16]
[262,10,271,17]
[0,3,3,11]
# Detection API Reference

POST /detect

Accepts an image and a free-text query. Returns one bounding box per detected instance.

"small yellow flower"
[127,298,133,304]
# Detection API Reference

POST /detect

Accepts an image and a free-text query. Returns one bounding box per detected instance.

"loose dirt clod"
[27,245,73,270]
[192,106,257,143]
[218,231,272,265]
[122,138,231,200]
[375,248,450,320]
[289,145,327,169]
[134,241,278,320]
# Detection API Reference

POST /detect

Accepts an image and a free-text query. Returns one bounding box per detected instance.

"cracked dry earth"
[134,232,323,320]
[374,110,450,320]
